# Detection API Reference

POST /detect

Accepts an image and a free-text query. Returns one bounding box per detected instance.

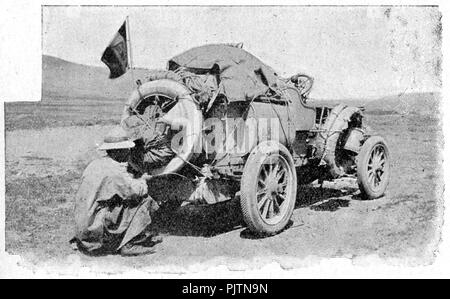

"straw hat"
[98,126,135,151]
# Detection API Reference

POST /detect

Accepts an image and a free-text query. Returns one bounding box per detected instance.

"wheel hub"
[267,180,279,195]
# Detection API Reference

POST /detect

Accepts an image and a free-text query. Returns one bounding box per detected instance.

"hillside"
[42,55,148,101]
[43,55,441,117]
[364,92,441,116]
[310,91,441,117]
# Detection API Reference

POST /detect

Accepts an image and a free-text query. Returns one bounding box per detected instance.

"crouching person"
[70,127,161,257]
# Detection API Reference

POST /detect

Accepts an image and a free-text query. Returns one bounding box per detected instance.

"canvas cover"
[168,44,280,102]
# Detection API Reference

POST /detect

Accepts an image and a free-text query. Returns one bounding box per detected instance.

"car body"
[121,43,390,234]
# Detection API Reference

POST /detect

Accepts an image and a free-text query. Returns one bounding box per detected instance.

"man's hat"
[98,126,135,150]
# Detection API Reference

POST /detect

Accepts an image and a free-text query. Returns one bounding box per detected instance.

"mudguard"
[315,104,362,178]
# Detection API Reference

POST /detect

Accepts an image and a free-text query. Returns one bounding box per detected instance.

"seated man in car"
[70,127,161,257]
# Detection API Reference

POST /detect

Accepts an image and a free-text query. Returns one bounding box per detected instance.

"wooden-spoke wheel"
[136,93,178,118]
[240,142,297,235]
[357,136,390,199]
[122,78,203,175]
[256,155,294,225]
[367,145,387,189]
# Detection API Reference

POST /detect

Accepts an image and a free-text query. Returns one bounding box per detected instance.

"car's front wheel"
[356,136,390,199]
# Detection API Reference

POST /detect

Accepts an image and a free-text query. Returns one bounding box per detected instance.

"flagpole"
[125,16,136,85]
[124,16,155,131]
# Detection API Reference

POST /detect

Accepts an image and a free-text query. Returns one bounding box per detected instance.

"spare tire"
[122,76,203,175]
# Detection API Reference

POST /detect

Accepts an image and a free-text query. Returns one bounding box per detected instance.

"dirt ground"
[4,109,444,272]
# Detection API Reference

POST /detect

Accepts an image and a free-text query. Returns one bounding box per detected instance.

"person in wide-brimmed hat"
[70,126,162,257]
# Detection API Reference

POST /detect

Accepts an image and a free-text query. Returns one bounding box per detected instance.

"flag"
[101,21,128,79]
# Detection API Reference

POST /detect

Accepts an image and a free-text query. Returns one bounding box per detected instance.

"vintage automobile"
[121,43,390,235]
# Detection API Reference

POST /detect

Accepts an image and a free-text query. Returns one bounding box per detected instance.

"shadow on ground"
[152,198,243,237]
[152,184,358,238]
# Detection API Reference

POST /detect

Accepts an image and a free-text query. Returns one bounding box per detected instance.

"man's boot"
[119,243,156,257]
[119,233,163,257]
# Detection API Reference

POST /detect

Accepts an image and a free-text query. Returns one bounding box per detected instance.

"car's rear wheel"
[240,142,297,235]
[356,136,390,199]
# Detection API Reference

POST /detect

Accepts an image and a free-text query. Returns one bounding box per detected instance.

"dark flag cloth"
[101,21,128,79]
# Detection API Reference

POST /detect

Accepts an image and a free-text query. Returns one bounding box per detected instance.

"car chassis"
[120,44,390,235]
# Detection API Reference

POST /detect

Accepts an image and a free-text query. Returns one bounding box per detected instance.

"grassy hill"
[6,55,150,130]
[5,55,441,131]
[311,92,441,117]
[364,92,441,116]
[42,55,148,101]
[43,54,440,116]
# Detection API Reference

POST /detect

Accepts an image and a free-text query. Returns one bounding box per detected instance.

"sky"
[42,6,442,99]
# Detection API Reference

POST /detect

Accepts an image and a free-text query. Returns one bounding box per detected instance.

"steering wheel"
[290,74,314,96]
